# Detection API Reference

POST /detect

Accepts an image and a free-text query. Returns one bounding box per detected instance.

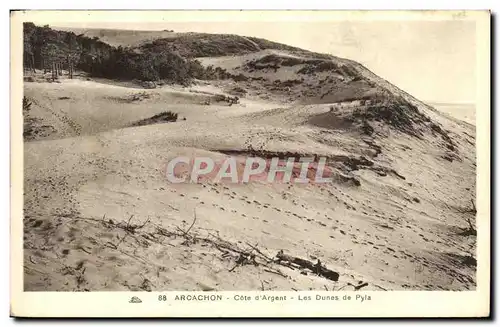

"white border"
[4,4,494,322]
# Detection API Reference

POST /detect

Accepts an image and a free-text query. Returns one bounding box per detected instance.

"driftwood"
[348,281,369,290]
[275,250,339,282]
[55,211,346,289]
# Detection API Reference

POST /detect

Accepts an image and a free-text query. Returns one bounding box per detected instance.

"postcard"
[10,10,490,318]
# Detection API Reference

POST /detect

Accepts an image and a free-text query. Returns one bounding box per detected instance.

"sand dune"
[23,46,476,292]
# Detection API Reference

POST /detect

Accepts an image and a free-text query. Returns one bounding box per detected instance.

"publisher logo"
[129,296,142,303]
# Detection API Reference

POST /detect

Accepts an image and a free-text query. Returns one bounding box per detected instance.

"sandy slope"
[23,57,476,292]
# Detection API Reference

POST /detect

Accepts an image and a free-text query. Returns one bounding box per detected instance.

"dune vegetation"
[22,23,476,292]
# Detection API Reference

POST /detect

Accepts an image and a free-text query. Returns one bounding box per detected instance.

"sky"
[45,19,476,104]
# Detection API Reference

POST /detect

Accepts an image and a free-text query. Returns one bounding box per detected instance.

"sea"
[429,102,476,126]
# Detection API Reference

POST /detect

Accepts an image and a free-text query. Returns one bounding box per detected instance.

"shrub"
[131,111,178,127]
[229,86,247,95]
[23,96,32,112]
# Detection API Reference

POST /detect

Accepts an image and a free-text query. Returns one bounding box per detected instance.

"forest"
[23,22,208,84]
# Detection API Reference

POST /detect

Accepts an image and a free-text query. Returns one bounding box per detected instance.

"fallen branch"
[168,205,179,212]
[263,267,288,278]
[176,209,197,239]
[229,246,258,272]
[276,250,339,282]
[126,215,134,230]
[348,282,369,291]
[373,284,388,291]
[459,214,477,236]
[185,209,197,235]
[78,246,92,254]
[106,232,128,250]
[137,216,151,230]
[245,242,273,262]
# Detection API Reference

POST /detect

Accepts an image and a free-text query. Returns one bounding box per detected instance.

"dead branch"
[467,216,475,232]
[373,284,388,291]
[245,242,274,262]
[77,245,91,254]
[176,209,197,238]
[229,247,258,272]
[106,232,128,250]
[185,209,197,235]
[452,199,477,236]
[276,250,339,282]
[168,204,179,211]
[126,215,134,230]
[456,199,477,215]
[137,216,151,229]
[348,282,369,291]
[229,262,240,272]
[263,267,288,278]
[336,284,350,291]
[459,214,477,236]
[116,215,151,234]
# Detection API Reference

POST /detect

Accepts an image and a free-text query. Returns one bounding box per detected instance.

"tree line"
[23,22,210,84]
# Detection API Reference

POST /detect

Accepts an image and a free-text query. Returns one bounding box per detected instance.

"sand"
[22,50,476,292]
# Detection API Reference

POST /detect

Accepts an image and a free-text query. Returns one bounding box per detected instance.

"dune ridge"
[23,26,476,292]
